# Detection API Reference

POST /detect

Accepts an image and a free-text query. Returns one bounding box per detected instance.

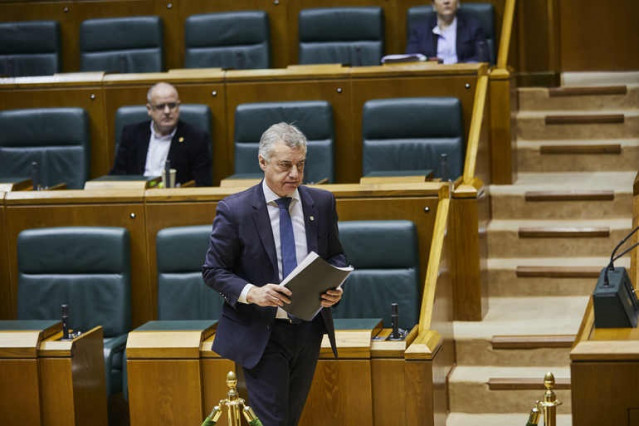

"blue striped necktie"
[275,197,297,278]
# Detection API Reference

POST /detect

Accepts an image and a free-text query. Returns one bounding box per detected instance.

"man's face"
[433,0,459,21]
[146,84,180,136]
[259,141,306,197]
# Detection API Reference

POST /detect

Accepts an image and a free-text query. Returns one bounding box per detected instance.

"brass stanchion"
[525,372,562,426]
[201,371,263,426]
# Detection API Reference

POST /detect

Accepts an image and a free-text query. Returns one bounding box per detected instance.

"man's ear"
[146,103,152,117]
[258,155,268,172]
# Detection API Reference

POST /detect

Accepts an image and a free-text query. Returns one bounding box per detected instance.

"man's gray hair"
[146,82,178,103]
[258,123,307,162]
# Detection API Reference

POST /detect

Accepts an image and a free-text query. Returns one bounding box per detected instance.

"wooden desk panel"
[0,195,10,319]
[0,358,41,425]
[4,191,151,326]
[0,79,109,179]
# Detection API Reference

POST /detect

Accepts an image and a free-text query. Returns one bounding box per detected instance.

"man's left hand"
[320,287,343,308]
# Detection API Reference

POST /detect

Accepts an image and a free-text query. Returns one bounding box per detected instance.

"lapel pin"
[178,137,184,143]
[310,216,315,221]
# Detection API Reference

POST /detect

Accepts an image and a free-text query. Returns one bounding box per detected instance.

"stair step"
[488,377,571,390]
[518,227,609,238]
[446,413,572,426]
[545,114,625,125]
[516,265,601,278]
[548,85,628,97]
[539,143,622,154]
[524,190,615,202]
[492,334,575,349]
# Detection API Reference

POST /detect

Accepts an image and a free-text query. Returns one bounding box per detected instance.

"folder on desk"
[280,251,353,321]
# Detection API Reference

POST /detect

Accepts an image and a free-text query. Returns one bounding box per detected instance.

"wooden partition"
[571,299,639,426]
[3,189,151,326]
[0,193,10,320]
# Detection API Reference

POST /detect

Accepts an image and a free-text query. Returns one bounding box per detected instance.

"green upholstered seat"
[0,20,60,77]
[113,104,212,154]
[299,7,384,66]
[17,226,131,396]
[333,220,420,330]
[361,97,464,179]
[0,107,90,189]
[185,11,270,70]
[229,101,334,183]
[156,225,224,320]
[408,3,495,64]
[80,16,163,73]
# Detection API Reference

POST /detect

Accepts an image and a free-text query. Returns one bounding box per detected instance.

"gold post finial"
[539,372,562,426]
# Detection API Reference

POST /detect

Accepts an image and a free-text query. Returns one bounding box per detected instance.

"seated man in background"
[110,82,212,186]
[406,0,489,64]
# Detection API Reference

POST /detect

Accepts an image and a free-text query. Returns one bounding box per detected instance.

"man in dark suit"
[202,123,346,426]
[110,82,212,186]
[406,0,489,63]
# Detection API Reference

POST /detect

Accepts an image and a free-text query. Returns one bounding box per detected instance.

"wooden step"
[539,144,622,155]
[492,334,575,350]
[524,190,615,202]
[519,227,610,238]
[548,85,628,97]
[545,114,625,125]
[488,377,571,391]
[516,266,602,278]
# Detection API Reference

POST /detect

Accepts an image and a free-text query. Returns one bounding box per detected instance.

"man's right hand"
[247,284,292,307]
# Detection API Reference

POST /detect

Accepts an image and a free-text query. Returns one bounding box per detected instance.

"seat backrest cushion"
[185,11,269,70]
[234,101,334,183]
[157,225,224,320]
[362,97,464,179]
[0,20,60,77]
[0,108,90,189]
[332,220,419,329]
[114,104,212,153]
[80,16,163,73]
[299,7,384,66]
[17,227,131,337]
[407,3,495,64]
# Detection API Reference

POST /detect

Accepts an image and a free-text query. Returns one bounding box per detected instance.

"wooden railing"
[462,73,489,186]
[497,0,517,70]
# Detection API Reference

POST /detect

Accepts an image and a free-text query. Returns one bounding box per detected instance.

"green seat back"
[0,20,60,76]
[299,7,384,66]
[156,225,224,320]
[80,16,163,73]
[362,97,464,179]
[333,220,420,330]
[0,108,90,189]
[185,11,269,69]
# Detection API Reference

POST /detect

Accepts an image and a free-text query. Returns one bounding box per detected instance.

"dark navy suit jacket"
[110,120,212,186]
[202,182,346,369]
[406,12,489,63]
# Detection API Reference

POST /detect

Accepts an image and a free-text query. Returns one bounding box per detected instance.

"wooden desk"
[126,320,218,426]
[0,321,107,426]
[571,298,639,425]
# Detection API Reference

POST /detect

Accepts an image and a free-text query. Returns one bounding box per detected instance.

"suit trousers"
[243,319,323,426]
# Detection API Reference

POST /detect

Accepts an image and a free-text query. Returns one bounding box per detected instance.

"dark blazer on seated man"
[406,11,489,63]
[111,119,212,186]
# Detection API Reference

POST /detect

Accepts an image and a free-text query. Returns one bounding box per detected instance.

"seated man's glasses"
[151,102,180,111]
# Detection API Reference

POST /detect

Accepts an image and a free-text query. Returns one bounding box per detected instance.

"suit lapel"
[167,120,182,166]
[299,186,319,255]
[250,183,278,278]
[138,123,152,174]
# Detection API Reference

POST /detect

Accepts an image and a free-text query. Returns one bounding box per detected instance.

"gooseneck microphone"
[604,225,639,287]
[61,304,70,340]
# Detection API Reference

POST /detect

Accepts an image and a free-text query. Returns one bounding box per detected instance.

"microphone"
[164,159,171,188]
[355,46,362,67]
[61,304,70,340]
[31,161,41,191]
[388,303,407,341]
[439,153,450,181]
[604,225,639,287]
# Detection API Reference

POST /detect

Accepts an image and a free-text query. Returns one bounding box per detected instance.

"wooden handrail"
[462,74,488,185]
[497,0,517,69]
[418,194,450,336]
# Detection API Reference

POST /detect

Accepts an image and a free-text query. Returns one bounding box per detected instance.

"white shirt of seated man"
[433,17,458,64]
[144,120,176,177]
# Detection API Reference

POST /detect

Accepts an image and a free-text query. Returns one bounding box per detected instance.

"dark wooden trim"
[525,191,615,202]
[516,266,601,278]
[515,71,561,88]
[540,144,622,155]
[519,227,610,238]
[634,171,639,196]
[488,377,571,390]
[545,114,625,125]
[492,334,575,349]
[548,86,628,97]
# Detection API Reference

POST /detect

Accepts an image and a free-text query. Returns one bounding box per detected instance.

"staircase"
[446,78,639,426]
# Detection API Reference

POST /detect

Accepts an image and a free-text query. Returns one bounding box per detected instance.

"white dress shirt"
[433,17,458,64]
[144,122,176,177]
[239,181,308,319]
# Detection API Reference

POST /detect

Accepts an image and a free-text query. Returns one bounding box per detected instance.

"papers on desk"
[381,53,427,64]
[280,251,353,321]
